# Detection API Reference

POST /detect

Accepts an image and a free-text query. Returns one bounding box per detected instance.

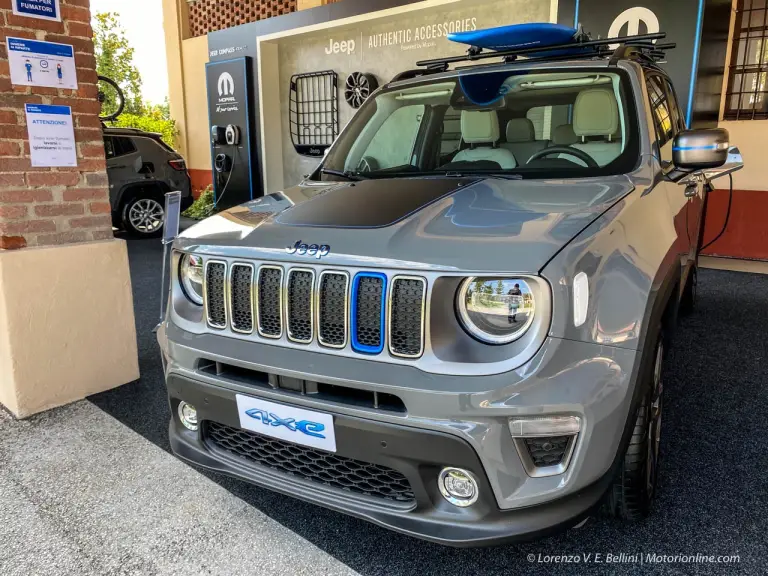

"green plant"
[111,108,178,148]
[183,186,215,220]
[93,12,143,116]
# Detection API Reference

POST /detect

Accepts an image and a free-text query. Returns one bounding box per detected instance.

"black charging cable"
[206,147,237,217]
[701,173,733,251]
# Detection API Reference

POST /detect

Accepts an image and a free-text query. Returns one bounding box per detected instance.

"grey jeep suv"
[157,40,742,545]
[103,127,193,236]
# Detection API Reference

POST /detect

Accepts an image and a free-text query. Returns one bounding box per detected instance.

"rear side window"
[105,136,137,158]
[646,76,674,146]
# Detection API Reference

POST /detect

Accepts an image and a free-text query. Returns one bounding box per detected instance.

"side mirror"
[670,128,743,183]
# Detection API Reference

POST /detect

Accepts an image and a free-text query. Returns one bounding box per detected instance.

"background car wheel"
[679,266,697,316]
[122,195,165,237]
[605,334,664,521]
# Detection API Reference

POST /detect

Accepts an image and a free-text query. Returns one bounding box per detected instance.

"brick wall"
[188,0,298,38]
[0,0,113,250]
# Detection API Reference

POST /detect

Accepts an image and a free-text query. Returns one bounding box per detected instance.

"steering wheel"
[526,146,599,169]
[357,155,380,173]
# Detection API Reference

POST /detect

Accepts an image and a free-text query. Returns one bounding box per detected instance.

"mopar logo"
[244,408,326,439]
[286,240,331,259]
[217,72,235,97]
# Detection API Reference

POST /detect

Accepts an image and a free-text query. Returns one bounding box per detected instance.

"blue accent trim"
[204,60,216,205]
[8,37,72,57]
[573,0,580,29]
[350,272,387,355]
[673,145,718,151]
[686,0,705,126]
[25,104,70,115]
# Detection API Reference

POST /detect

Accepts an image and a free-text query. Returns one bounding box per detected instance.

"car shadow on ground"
[90,236,767,575]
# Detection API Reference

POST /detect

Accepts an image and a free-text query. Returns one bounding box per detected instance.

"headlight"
[456,277,535,344]
[179,253,204,305]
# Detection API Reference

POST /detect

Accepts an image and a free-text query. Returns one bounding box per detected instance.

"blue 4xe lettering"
[244,408,326,439]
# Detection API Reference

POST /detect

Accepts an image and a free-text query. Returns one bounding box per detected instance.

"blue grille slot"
[351,272,387,354]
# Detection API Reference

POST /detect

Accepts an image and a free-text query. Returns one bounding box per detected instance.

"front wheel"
[122,195,165,237]
[605,335,664,521]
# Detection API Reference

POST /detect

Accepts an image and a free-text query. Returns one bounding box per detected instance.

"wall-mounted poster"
[12,0,60,22]
[25,104,77,168]
[7,37,77,90]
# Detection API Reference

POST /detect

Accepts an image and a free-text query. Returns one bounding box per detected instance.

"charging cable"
[701,173,733,251]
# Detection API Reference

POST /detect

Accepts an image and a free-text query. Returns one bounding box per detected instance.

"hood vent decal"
[276,177,478,229]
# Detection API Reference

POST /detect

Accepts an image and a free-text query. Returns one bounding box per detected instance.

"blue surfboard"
[448,23,580,56]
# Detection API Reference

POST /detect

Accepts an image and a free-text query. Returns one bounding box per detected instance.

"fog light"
[438,467,478,507]
[178,401,198,431]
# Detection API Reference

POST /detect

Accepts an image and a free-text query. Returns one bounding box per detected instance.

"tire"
[605,333,664,521]
[679,266,697,316]
[121,194,165,237]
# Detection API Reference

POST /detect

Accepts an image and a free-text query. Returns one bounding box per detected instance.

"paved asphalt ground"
[83,235,767,575]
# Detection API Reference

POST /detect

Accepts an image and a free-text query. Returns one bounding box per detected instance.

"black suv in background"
[104,127,193,236]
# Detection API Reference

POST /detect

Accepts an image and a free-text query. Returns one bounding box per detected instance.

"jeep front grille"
[317,271,348,348]
[202,260,426,358]
[205,421,415,503]
[205,261,227,329]
[286,269,314,343]
[230,264,254,333]
[257,266,283,338]
[389,276,426,358]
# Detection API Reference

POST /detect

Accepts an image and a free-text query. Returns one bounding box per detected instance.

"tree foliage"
[93,13,178,148]
[93,12,143,116]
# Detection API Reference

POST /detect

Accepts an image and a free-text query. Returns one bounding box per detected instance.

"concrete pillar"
[0,0,139,417]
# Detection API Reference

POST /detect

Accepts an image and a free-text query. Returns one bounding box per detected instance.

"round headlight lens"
[180,254,204,305]
[457,277,535,344]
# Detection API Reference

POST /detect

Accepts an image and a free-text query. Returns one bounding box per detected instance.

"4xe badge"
[286,240,330,259]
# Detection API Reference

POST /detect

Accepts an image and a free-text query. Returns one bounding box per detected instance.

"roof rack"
[415,32,671,71]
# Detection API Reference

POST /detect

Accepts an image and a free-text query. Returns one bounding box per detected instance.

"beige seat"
[452,110,517,169]
[501,118,547,163]
[568,89,623,166]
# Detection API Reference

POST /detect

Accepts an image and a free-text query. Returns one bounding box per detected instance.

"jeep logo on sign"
[286,241,331,259]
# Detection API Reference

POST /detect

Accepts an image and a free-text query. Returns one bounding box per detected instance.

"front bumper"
[167,373,615,546]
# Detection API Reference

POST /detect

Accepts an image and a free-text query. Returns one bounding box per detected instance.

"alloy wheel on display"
[129,198,165,234]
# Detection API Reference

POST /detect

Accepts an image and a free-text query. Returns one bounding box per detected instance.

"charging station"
[206,56,256,209]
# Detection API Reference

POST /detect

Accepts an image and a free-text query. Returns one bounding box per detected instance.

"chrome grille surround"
[388,275,427,358]
[316,270,349,349]
[286,268,315,344]
[256,265,284,339]
[204,260,227,329]
[229,263,254,334]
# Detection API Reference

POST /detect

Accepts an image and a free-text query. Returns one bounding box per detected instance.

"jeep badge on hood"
[286,240,331,259]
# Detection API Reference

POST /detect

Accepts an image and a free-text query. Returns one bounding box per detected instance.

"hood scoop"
[276,177,477,229]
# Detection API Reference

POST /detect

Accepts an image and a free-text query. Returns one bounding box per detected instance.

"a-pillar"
[0,0,139,417]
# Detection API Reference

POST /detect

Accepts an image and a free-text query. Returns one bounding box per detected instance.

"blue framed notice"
[13,0,60,22]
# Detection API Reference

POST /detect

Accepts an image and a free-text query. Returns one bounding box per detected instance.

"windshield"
[316,68,638,182]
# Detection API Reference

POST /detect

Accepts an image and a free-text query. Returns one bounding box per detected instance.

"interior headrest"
[461,110,500,144]
[552,124,578,146]
[505,118,535,143]
[574,89,619,137]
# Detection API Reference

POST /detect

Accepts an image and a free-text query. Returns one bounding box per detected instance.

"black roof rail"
[415,32,669,70]
[608,41,676,67]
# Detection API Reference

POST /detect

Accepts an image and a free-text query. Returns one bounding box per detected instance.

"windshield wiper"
[442,171,523,180]
[320,168,367,181]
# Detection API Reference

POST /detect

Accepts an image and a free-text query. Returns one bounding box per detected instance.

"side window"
[663,78,686,132]
[440,107,462,155]
[103,137,115,159]
[647,75,674,148]
[112,136,137,157]
[361,105,424,170]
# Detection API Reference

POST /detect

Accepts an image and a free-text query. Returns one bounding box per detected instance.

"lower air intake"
[524,436,571,468]
[205,261,227,329]
[205,421,415,503]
